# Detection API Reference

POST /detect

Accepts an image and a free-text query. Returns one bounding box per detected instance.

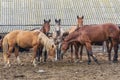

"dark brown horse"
[61,23,119,64]
[37,19,51,62]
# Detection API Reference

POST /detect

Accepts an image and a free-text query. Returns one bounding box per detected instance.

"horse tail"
[2,37,9,62]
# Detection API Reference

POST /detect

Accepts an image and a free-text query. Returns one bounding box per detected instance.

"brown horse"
[61,23,119,64]
[40,19,51,34]
[64,15,84,62]
[32,19,51,62]
[38,19,51,62]
[2,30,56,68]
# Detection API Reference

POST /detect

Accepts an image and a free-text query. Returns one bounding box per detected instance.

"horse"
[31,19,51,62]
[52,19,66,60]
[2,30,56,68]
[61,23,119,64]
[52,16,84,61]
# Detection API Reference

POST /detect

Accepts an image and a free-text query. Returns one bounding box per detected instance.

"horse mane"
[38,32,55,50]
[64,31,80,42]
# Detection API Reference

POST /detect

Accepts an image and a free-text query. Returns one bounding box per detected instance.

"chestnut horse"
[2,30,56,68]
[65,15,84,62]
[61,23,119,64]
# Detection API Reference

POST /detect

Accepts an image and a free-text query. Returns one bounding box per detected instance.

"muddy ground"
[0,46,120,80]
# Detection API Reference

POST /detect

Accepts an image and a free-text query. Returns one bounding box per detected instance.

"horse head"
[61,41,69,53]
[48,44,56,62]
[77,15,84,27]
[52,19,63,42]
[42,19,51,34]
[55,19,61,33]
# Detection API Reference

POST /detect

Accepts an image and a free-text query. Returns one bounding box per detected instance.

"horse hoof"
[33,64,37,67]
[87,62,91,65]
[3,65,7,69]
[74,59,80,63]
[79,60,83,63]
[68,60,73,63]
[20,63,24,66]
[113,60,118,63]
[3,64,11,68]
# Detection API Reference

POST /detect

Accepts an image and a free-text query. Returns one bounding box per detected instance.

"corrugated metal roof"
[0,0,120,33]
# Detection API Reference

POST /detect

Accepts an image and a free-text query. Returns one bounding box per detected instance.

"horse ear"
[77,15,79,19]
[59,19,61,22]
[49,19,51,23]
[55,19,57,22]
[82,16,84,19]
[44,19,46,23]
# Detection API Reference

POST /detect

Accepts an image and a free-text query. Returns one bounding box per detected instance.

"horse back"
[78,23,119,42]
[16,31,39,48]
[102,23,119,39]
[67,26,77,34]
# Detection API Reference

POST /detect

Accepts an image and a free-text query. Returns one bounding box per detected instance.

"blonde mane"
[38,32,56,51]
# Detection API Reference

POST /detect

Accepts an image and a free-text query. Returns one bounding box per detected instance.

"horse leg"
[36,48,40,62]
[70,44,74,62]
[4,46,13,68]
[86,50,91,65]
[44,49,47,62]
[38,46,43,62]
[102,41,106,53]
[56,44,61,60]
[112,40,119,63]
[106,40,112,62]
[85,42,99,65]
[56,45,59,60]
[14,47,22,65]
[32,45,38,67]
[74,43,79,63]
[80,45,83,62]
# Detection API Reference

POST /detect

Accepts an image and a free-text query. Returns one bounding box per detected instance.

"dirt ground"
[0,46,120,80]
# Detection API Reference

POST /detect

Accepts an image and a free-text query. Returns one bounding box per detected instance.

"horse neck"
[65,31,79,42]
[77,23,83,27]
[43,37,54,50]
[39,32,49,47]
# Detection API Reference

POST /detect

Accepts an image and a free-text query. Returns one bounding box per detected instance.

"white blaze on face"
[56,27,60,31]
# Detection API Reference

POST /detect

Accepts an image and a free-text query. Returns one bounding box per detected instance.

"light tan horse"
[37,30,56,62]
[2,30,56,68]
